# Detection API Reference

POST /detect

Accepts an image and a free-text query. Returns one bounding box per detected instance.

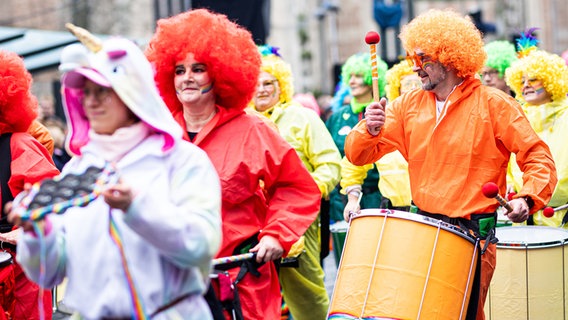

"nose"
[82,93,99,107]
[180,70,194,82]
[348,74,357,85]
[521,78,532,88]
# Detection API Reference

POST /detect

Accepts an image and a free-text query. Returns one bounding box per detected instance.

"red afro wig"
[400,9,486,78]
[0,50,37,134]
[145,9,261,113]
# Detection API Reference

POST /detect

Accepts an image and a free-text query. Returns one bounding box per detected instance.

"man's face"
[481,66,510,93]
[407,50,447,92]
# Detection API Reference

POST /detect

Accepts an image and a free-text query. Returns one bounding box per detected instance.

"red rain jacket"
[172,106,320,320]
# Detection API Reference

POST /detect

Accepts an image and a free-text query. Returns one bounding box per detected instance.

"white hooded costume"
[17,36,222,320]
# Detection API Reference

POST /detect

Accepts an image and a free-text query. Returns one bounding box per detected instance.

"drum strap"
[415,209,496,236]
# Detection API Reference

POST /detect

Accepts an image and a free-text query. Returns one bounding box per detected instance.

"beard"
[421,68,447,91]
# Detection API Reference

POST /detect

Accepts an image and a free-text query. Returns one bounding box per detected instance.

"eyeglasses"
[81,86,112,104]
[406,52,433,69]
[257,80,277,90]
[481,69,500,78]
[521,77,540,87]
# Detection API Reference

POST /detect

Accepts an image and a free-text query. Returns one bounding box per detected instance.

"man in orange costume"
[344,9,557,320]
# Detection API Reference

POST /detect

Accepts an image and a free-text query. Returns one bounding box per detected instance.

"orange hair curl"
[145,9,261,112]
[0,50,37,134]
[400,9,486,78]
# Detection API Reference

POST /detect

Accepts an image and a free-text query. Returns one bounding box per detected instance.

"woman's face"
[521,75,552,105]
[348,73,372,100]
[253,71,281,112]
[399,73,422,95]
[81,80,137,135]
[174,53,215,107]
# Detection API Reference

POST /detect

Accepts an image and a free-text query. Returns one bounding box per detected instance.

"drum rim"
[0,251,12,269]
[354,209,476,244]
[495,226,568,249]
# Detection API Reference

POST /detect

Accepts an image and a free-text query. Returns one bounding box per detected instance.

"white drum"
[485,226,568,320]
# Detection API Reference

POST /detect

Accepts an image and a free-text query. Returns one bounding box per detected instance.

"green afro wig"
[484,41,518,78]
[505,50,568,104]
[341,52,388,98]
[400,9,486,78]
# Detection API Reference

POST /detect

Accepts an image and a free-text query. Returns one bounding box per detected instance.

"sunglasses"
[406,52,434,69]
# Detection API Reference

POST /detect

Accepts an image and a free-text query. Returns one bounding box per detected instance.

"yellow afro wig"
[385,60,415,101]
[399,9,486,78]
[505,50,568,104]
[258,46,294,104]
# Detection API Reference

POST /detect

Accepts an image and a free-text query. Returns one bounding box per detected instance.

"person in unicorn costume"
[10,24,222,320]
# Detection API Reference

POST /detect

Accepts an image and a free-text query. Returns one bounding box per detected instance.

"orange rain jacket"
[172,106,320,320]
[345,77,556,218]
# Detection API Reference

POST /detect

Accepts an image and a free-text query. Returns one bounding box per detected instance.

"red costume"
[146,9,321,319]
[0,49,58,320]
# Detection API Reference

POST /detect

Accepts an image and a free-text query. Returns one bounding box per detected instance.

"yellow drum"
[328,209,478,320]
[485,226,568,320]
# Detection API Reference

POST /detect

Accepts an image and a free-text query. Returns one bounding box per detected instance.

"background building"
[1,0,567,106]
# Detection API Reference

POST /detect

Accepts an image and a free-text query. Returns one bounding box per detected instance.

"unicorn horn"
[65,23,102,53]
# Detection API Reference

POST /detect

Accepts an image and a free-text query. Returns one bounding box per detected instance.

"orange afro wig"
[0,50,37,134]
[145,9,261,113]
[400,9,486,78]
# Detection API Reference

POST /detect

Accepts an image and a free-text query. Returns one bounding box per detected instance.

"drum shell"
[485,226,568,320]
[328,209,478,320]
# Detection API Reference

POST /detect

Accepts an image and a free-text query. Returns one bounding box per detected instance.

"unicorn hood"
[60,34,182,156]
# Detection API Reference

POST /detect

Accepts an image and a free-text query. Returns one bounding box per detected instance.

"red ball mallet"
[543,203,568,218]
[365,31,381,103]
[543,207,555,218]
[482,182,513,213]
[365,31,382,134]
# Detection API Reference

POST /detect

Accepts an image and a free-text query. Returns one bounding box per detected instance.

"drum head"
[330,220,349,233]
[496,226,568,248]
[356,208,475,244]
[0,251,12,268]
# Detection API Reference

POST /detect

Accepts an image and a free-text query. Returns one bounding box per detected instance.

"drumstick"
[543,204,568,218]
[365,31,382,134]
[482,182,513,213]
[365,31,381,102]
[212,252,256,266]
